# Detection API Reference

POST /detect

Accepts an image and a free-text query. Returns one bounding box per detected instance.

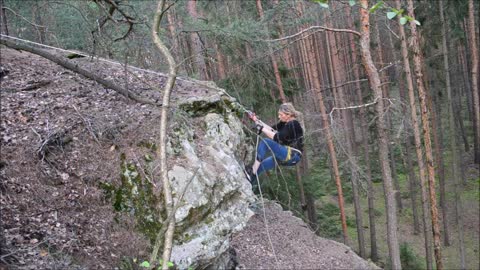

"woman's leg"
[253,138,289,175]
[257,156,275,176]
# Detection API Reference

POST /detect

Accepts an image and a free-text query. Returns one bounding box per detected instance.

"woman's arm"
[258,122,276,139]
[249,114,277,139]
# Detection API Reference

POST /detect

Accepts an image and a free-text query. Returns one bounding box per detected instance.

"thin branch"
[328,97,396,120]
[72,105,100,144]
[263,25,361,43]
[3,7,45,28]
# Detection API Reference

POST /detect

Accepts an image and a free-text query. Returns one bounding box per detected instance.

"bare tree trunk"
[329,2,365,256]
[256,0,287,103]
[395,1,433,268]
[306,192,317,230]
[0,0,8,35]
[437,1,452,246]
[214,42,226,80]
[166,9,186,75]
[151,0,178,269]
[303,20,348,243]
[32,0,46,44]
[345,5,378,261]
[407,1,443,269]
[187,0,208,80]
[440,1,466,264]
[295,1,313,93]
[468,0,480,163]
[358,1,400,268]
[395,35,421,236]
[373,17,403,212]
[295,166,307,216]
[273,0,292,70]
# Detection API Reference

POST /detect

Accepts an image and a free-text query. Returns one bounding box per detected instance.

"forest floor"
[0,47,378,269]
[344,150,479,269]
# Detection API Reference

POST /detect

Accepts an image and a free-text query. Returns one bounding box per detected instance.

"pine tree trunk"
[358,1,400,268]
[437,1,453,245]
[0,0,8,35]
[373,18,402,211]
[214,42,226,80]
[32,1,46,43]
[395,1,433,268]
[302,13,348,243]
[346,5,378,261]
[166,9,186,75]
[440,1,467,267]
[273,0,293,70]
[255,0,286,103]
[395,36,421,236]
[328,2,365,256]
[407,1,443,268]
[186,0,209,80]
[468,0,480,163]
[458,42,474,124]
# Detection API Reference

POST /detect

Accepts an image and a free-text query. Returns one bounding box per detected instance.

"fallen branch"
[0,37,160,106]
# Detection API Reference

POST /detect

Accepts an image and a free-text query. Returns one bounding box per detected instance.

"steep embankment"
[0,47,377,269]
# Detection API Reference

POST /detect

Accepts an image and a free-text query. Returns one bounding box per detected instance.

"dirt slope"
[232,201,377,269]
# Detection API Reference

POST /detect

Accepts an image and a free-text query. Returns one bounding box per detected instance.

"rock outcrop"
[164,95,256,269]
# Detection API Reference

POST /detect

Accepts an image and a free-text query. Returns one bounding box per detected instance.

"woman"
[246,103,304,184]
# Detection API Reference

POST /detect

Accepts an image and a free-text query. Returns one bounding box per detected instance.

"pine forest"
[0,0,479,269]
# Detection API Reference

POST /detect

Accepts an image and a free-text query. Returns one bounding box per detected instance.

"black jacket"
[272,120,304,152]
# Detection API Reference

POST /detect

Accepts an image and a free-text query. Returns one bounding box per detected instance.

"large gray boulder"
[166,94,255,269]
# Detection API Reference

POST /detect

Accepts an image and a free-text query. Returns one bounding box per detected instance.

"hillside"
[0,47,378,269]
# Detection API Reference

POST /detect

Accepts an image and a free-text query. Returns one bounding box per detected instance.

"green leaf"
[369,1,383,13]
[387,12,397,19]
[167,261,174,267]
[140,261,151,268]
[319,2,329,8]
[349,0,356,6]
[400,17,407,25]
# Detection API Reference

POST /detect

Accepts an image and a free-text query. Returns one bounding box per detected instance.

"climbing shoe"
[243,165,257,184]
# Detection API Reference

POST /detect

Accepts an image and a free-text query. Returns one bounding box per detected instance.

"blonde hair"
[279,103,300,118]
[279,102,305,130]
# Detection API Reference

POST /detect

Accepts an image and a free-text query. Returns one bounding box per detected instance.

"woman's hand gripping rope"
[246,110,277,137]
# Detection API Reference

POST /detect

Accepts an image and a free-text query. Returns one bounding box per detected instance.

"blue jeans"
[256,138,302,176]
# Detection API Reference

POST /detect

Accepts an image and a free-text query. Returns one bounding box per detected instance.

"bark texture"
[358,1,400,268]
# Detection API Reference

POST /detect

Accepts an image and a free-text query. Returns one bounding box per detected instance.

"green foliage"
[139,261,150,268]
[369,1,384,13]
[399,242,425,269]
[386,7,420,25]
[316,203,342,238]
[311,0,329,9]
